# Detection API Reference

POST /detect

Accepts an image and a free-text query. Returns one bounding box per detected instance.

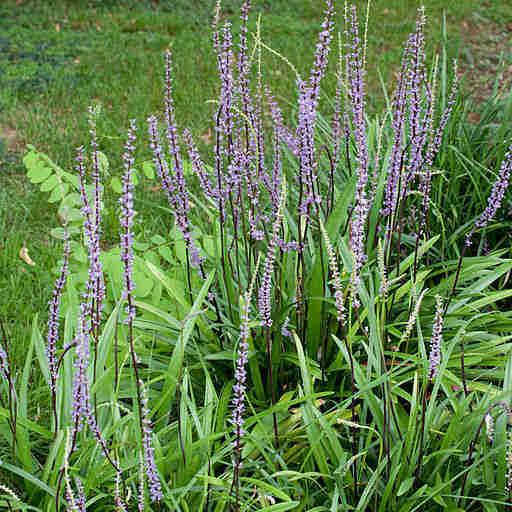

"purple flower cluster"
[381,7,458,239]
[427,294,443,381]
[343,5,371,301]
[466,143,512,246]
[320,220,346,325]
[309,0,334,110]
[76,142,105,337]
[236,1,251,101]
[281,316,291,337]
[86,111,106,333]
[218,22,235,156]
[419,67,458,230]
[65,476,86,512]
[114,470,128,512]
[120,120,137,323]
[231,254,259,489]
[147,51,205,275]
[148,101,204,273]
[0,340,8,381]
[295,0,334,217]
[266,90,284,213]
[71,305,91,432]
[212,20,237,222]
[46,232,71,392]
[140,380,163,502]
[71,305,111,462]
[296,81,318,216]
[258,184,286,327]
[0,316,9,382]
[232,291,252,436]
[403,9,429,194]
[184,128,216,201]
[382,13,423,218]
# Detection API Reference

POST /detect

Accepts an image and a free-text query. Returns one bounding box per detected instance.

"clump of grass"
[1,1,512,511]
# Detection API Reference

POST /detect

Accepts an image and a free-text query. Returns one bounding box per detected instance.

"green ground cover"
[0,0,511,509]
[1,0,511,360]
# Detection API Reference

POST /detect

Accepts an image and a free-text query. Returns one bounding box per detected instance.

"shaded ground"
[458,13,512,119]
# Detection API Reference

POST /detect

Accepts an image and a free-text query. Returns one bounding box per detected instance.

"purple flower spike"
[183,128,216,201]
[71,304,111,459]
[65,477,86,512]
[232,255,260,486]
[114,470,128,512]
[236,1,255,145]
[71,305,91,433]
[466,142,512,246]
[46,231,71,392]
[0,344,8,381]
[120,120,137,324]
[258,184,286,327]
[344,5,371,301]
[420,64,458,232]
[86,109,106,333]
[281,316,291,337]
[309,0,335,111]
[148,54,205,273]
[140,380,163,502]
[427,294,443,381]
[231,291,251,439]
[75,478,86,512]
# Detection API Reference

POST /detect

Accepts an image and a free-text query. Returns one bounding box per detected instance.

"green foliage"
[1,1,512,511]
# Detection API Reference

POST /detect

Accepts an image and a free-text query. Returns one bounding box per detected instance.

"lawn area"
[0,0,511,509]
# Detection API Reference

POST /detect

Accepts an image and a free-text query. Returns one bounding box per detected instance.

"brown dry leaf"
[19,247,35,266]
[96,24,102,31]
[55,23,60,32]
[0,125,17,151]
[468,112,482,123]
[200,127,213,145]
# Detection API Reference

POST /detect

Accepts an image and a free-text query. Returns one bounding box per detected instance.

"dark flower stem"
[214,108,233,322]
[414,382,429,488]
[265,328,279,449]
[443,244,466,317]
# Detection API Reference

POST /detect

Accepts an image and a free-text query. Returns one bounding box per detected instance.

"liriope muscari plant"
[6,0,512,509]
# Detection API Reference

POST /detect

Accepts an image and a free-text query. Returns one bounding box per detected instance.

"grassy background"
[0,0,511,363]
